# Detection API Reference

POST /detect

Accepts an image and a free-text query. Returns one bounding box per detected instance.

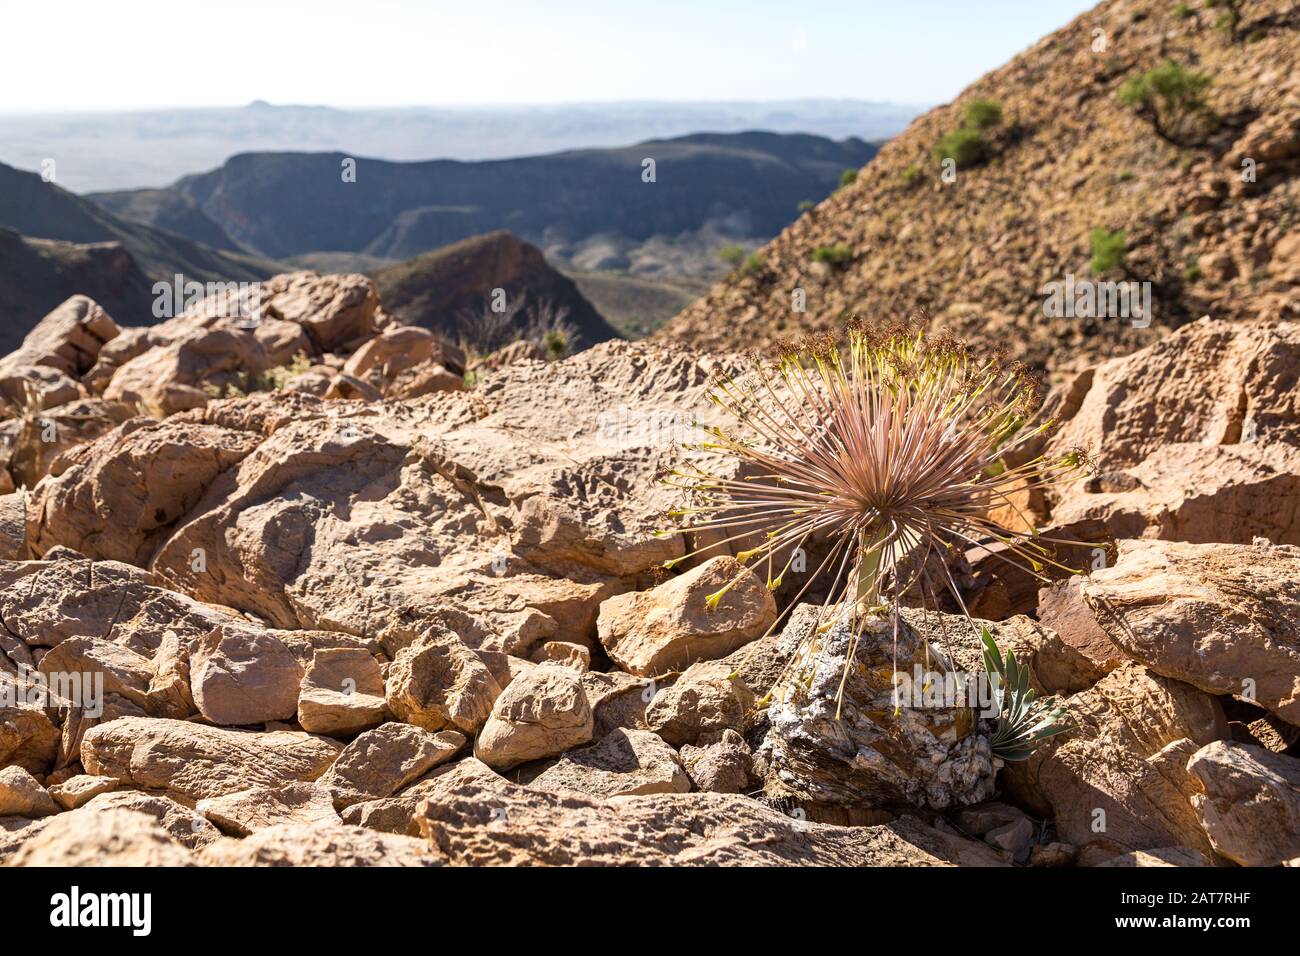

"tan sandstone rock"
[597,556,777,676]
[645,660,755,747]
[320,723,464,809]
[475,666,594,770]
[297,647,388,736]
[0,765,59,817]
[385,629,502,735]
[1187,740,1300,867]
[189,624,304,726]
[528,727,690,797]
[197,782,340,835]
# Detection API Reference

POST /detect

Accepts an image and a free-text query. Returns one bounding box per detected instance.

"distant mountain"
[0,100,919,193]
[372,231,619,349]
[92,131,878,263]
[0,228,155,352]
[0,162,280,286]
[87,188,244,252]
[0,161,285,342]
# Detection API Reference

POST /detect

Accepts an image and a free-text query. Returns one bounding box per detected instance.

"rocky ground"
[0,272,1296,867]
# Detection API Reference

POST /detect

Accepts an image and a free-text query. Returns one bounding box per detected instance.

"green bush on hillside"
[1118,61,1214,145]
[932,127,991,167]
[812,244,853,268]
[839,168,858,188]
[1173,3,1193,19]
[718,243,746,268]
[1090,228,1126,275]
[963,98,1003,131]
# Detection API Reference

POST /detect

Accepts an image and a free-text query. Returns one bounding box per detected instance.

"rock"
[597,557,777,677]
[198,822,439,867]
[1002,663,1227,857]
[475,666,593,770]
[80,717,342,801]
[759,616,995,810]
[47,774,121,811]
[82,791,221,849]
[385,629,502,735]
[0,295,120,382]
[530,641,590,672]
[954,802,1032,837]
[197,782,340,835]
[645,660,754,747]
[0,493,23,558]
[189,624,304,726]
[678,729,753,794]
[339,757,506,837]
[1030,842,1077,867]
[581,669,653,738]
[1093,847,1211,867]
[0,701,61,774]
[415,775,1005,866]
[37,635,190,719]
[0,555,237,657]
[297,647,387,736]
[26,416,262,565]
[528,728,689,797]
[320,723,464,809]
[984,817,1035,863]
[1078,539,1300,723]
[0,766,59,817]
[1036,576,1125,670]
[1187,741,1300,867]
[0,398,135,490]
[7,807,195,866]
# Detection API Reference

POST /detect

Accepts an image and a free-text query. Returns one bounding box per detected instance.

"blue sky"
[6,0,1096,111]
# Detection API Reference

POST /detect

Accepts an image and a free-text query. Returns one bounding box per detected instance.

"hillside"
[663,0,1299,379]
[0,162,281,289]
[87,187,244,252]
[0,228,156,351]
[372,231,618,349]
[92,132,878,262]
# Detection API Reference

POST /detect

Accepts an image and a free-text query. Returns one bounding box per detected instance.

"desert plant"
[1173,2,1193,19]
[963,98,1003,131]
[981,627,1070,761]
[900,163,921,185]
[742,252,766,274]
[1118,61,1214,144]
[1206,0,1243,40]
[454,293,578,360]
[660,322,1083,734]
[718,244,746,268]
[1184,255,1203,281]
[932,127,991,167]
[1090,227,1127,274]
[811,244,853,267]
[797,199,815,213]
[838,168,858,189]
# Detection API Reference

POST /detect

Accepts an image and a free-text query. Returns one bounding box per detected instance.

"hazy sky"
[5,0,1095,112]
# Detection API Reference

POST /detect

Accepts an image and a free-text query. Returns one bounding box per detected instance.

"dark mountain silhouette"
[93,132,878,261]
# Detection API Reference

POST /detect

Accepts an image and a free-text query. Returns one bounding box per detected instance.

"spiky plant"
[981,627,1070,760]
[660,321,1082,734]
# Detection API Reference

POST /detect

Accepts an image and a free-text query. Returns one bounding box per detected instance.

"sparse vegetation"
[838,168,858,189]
[932,127,991,167]
[1206,0,1243,41]
[454,293,580,361]
[1090,227,1127,274]
[661,324,1079,747]
[1173,2,1193,19]
[797,199,816,213]
[1118,61,1214,145]
[963,98,1003,131]
[717,243,746,268]
[742,252,766,275]
[811,244,853,268]
[901,163,922,185]
[1184,255,1203,281]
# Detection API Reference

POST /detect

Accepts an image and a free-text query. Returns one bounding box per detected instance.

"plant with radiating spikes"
[658,321,1085,739]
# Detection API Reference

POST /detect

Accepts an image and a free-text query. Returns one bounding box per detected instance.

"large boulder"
[188,624,304,726]
[1187,741,1300,867]
[474,666,593,770]
[7,806,195,867]
[596,556,777,676]
[1002,663,1227,860]
[1065,540,1300,723]
[80,717,342,801]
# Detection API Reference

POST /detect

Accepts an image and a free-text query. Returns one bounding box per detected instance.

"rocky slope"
[662,0,1299,380]
[372,231,619,349]
[0,271,1296,867]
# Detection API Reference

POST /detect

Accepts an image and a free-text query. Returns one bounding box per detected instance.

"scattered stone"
[679,729,753,794]
[1187,740,1300,867]
[190,624,304,726]
[0,766,59,817]
[81,717,342,801]
[199,822,439,867]
[528,728,689,797]
[597,556,777,676]
[197,782,340,835]
[297,647,387,736]
[984,817,1035,864]
[1029,842,1077,867]
[47,774,120,811]
[81,791,221,849]
[645,660,754,747]
[321,723,464,809]
[8,807,196,867]
[530,641,591,672]
[1093,847,1211,868]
